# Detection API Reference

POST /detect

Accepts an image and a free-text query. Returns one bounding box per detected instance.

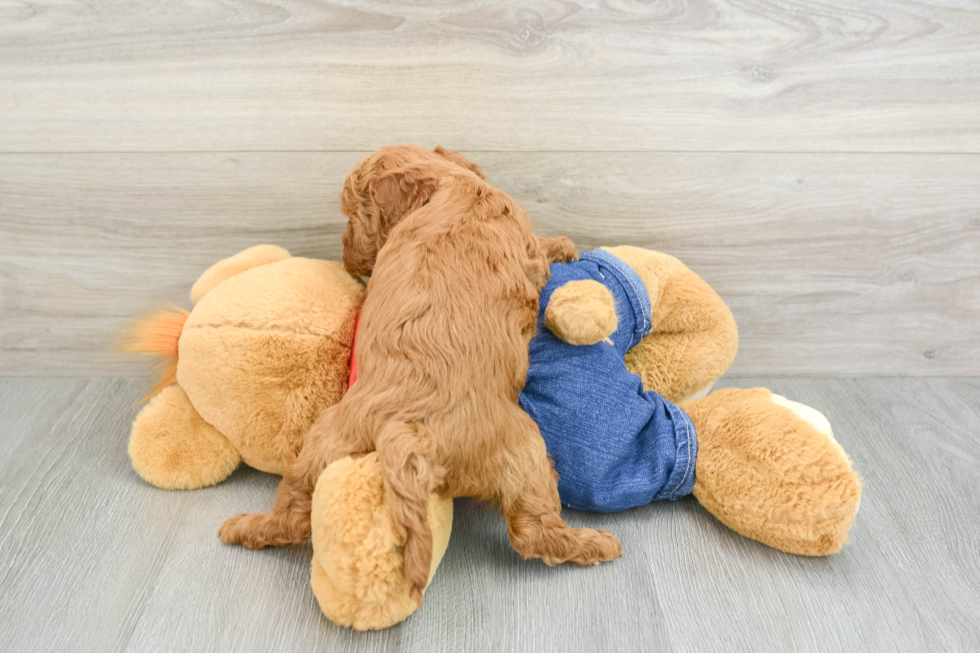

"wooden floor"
[0,376,977,652]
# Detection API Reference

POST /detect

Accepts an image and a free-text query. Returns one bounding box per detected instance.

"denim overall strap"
[579,249,652,350]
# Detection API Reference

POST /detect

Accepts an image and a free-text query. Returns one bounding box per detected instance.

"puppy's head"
[340,145,484,277]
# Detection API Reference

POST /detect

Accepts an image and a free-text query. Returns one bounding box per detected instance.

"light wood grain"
[0,377,977,652]
[670,376,980,652]
[1,0,979,152]
[2,152,978,376]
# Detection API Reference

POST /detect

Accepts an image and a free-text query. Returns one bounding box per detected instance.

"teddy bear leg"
[624,296,738,404]
[309,453,453,631]
[681,379,715,402]
[599,247,737,404]
[681,388,862,556]
[129,386,241,490]
[627,328,733,403]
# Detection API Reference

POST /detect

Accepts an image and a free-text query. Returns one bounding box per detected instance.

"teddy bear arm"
[190,244,292,304]
[129,385,241,490]
[680,388,861,556]
[309,453,453,630]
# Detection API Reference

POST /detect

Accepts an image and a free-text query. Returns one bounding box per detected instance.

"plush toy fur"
[607,245,740,403]
[307,244,860,630]
[309,453,452,630]
[126,244,363,489]
[521,246,859,555]
[128,213,861,635]
[683,389,861,556]
[127,241,860,630]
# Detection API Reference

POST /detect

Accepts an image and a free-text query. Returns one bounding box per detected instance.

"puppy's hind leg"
[219,409,368,549]
[219,460,315,549]
[498,411,621,566]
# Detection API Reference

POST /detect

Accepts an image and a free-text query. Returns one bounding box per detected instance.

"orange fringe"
[121,304,189,402]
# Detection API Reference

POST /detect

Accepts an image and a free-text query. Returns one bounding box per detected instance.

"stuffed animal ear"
[433,145,485,179]
[545,280,618,345]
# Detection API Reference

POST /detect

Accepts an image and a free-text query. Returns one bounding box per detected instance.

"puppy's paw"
[567,528,622,566]
[219,512,269,549]
[542,236,578,264]
[592,529,623,563]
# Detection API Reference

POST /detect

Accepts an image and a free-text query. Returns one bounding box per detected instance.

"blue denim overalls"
[519,249,698,512]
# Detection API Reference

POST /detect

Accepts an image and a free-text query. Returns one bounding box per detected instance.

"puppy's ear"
[373,168,440,231]
[433,146,485,180]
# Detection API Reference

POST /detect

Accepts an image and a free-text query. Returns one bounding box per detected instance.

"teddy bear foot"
[309,453,453,630]
[682,387,862,557]
[129,386,241,490]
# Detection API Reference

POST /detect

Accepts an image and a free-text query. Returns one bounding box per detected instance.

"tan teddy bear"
[127,244,860,632]
[125,244,362,490]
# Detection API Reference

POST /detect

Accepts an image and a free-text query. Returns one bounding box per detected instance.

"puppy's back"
[354,179,541,405]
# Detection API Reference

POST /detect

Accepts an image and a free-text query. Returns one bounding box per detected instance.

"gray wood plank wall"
[2,0,979,152]
[1,0,979,376]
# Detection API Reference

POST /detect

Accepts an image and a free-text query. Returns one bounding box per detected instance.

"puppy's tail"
[120,305,189,402]
[377,421,444,608]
